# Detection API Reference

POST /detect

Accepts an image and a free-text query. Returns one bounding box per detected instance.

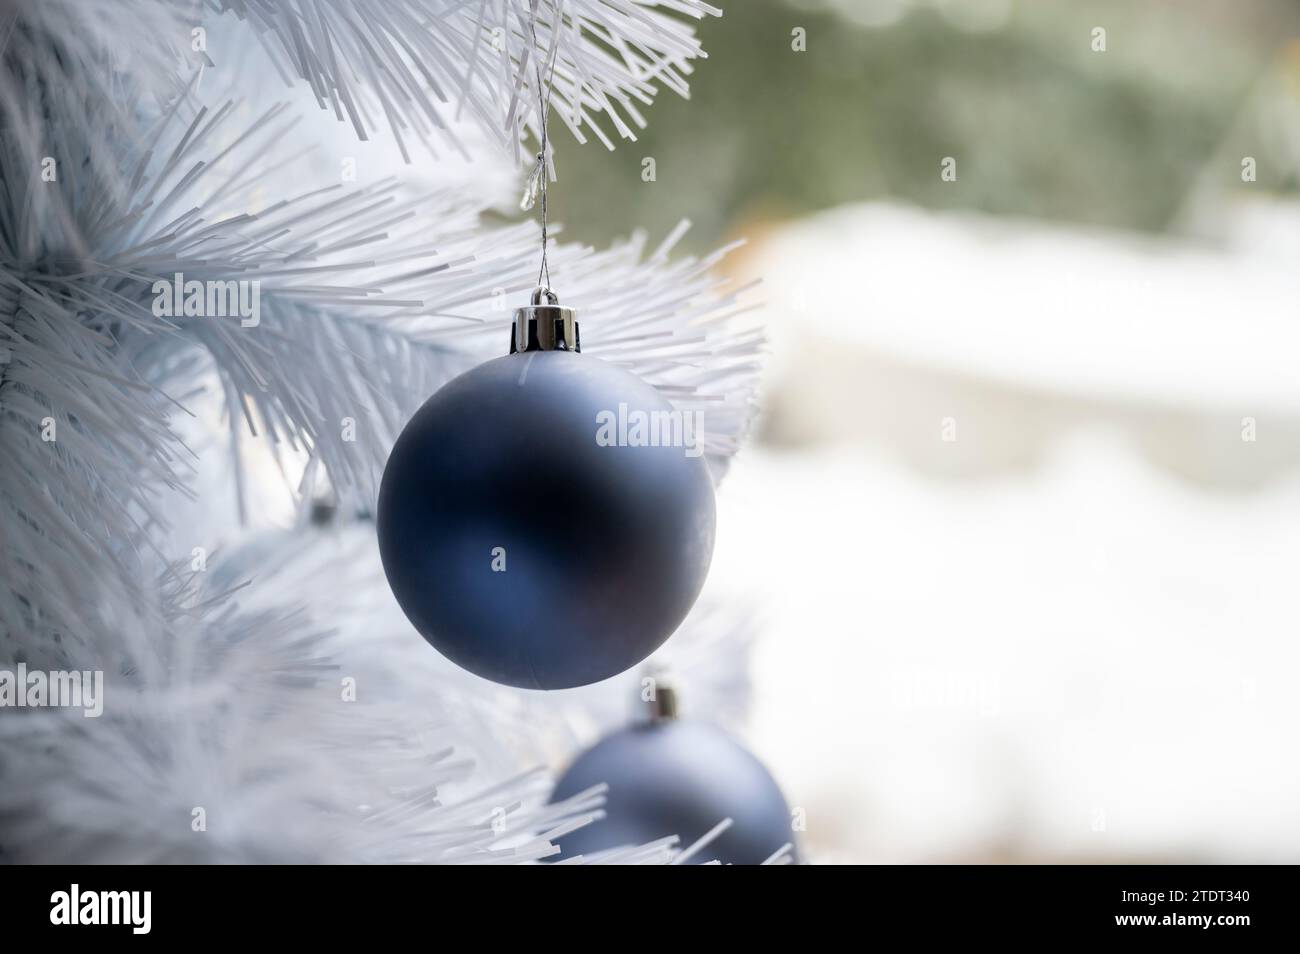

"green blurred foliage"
[541,0,1299,252]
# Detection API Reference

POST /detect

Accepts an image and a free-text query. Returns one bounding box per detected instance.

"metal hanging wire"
[522,1,560,291]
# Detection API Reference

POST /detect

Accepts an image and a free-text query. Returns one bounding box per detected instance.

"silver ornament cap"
[510,285,580,354]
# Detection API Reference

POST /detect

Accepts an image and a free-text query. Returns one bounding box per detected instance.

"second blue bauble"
[377,351,715,689]
[550,719,798,864]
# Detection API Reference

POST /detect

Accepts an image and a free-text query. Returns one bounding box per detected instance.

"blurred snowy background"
[550,0,1300,862]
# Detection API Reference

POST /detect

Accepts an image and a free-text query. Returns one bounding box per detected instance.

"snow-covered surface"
[717,202,1300,863]
[715,440,1300,862]
[756,203,1300,414]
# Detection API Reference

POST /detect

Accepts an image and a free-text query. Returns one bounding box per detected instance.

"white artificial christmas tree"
[0,0,769,863]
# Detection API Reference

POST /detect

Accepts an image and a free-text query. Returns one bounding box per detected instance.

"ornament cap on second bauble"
[377,287,716,690]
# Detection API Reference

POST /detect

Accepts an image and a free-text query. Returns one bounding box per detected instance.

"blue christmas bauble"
[377,350,715,689]
[550,720,798,864]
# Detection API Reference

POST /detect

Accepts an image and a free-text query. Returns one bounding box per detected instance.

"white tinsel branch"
[0,80,760,648]
[215,0,722,162]
[0,524,762,863]
[0,0,770,866]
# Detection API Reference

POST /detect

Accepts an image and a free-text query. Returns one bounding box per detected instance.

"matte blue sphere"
[550,720,798,864]
[377,351,715,690]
